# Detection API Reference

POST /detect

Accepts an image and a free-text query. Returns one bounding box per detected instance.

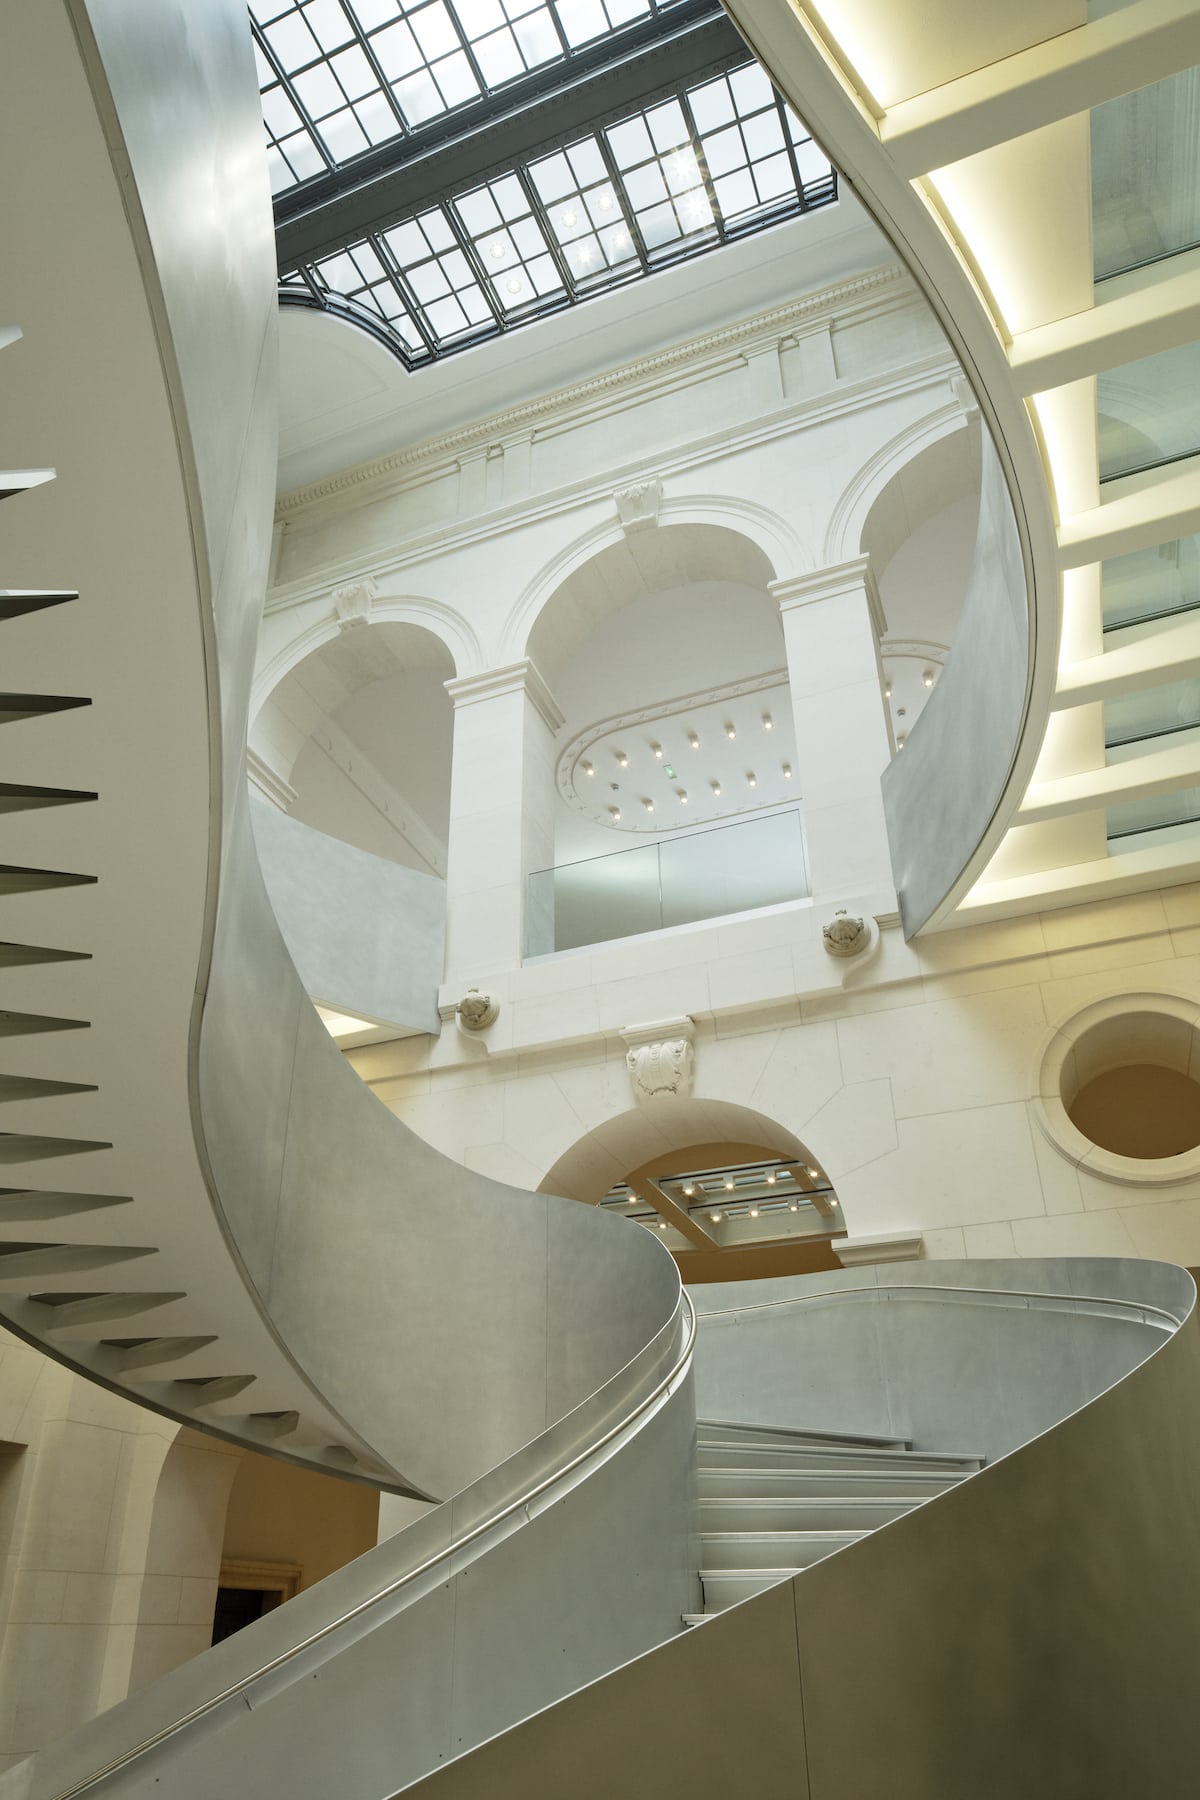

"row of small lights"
[883,668,937,753]
[624,1163,829,1229]
[582,714,789,821]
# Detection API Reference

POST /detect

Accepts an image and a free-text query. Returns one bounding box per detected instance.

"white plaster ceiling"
[276,192,888,493]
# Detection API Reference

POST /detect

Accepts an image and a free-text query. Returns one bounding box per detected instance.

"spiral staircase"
[2,3,1200,1797]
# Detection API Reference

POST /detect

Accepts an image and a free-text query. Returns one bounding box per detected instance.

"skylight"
[254,1,837,365]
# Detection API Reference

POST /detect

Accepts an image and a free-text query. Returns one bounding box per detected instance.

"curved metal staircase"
[2,4,1200,1798]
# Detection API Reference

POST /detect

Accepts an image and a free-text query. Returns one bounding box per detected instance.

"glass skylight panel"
[382,208,496,342]
[688,63,830,225]
[453,174,566,310]
[530,139,639,280]
[607,99,715,251]
[307,237,429,354]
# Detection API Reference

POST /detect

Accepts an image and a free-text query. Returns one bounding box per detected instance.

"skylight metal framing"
[256,0,837,366]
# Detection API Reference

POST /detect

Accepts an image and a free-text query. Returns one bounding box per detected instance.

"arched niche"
[251,620,456,875]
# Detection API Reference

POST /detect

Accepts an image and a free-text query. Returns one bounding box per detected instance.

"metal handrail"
[698,1279,1186,1333]
[50,1289,697,1800]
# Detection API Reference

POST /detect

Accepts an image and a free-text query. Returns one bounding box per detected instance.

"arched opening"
[859,420,980,752]
[542,1100,846,1283]
[252,620,456,875]
[524,523,807,953]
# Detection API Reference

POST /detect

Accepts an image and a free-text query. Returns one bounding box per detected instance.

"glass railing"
[526,807,809,956]
[1102,534,1200,633]
[1090,61,1200,283]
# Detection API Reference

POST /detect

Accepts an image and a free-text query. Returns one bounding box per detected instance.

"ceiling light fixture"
[762,712,773,731]
[749,1206,759,1218]
[650,741,663,758]
[642,797,654,813]
[808,1167,819,1179]
[766,1172,776,1184]
[789,1201,798,1213]
[688,731,700,749]
[724,1179,734,1191]
[724,721,736,740]
[657,1220,667,1231]
[897,733,907,749]
[608,805,621,821]
[677,789,688,804]
[710,1210,721,1223]
[883,681,892,699]
[782,762,792,779]
[628,1194,637,1204]
[682,1185,694,1197]
[581,760,594,776]
[710,779,721,797]
[615,750,627,767]
[746,771,756,788]
[923,668,936,688]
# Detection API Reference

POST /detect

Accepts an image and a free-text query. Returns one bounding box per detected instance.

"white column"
[772,555,897,911]
[442,659,563,981]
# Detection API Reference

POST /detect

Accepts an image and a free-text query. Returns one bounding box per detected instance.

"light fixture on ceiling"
[808,1167,819,1179]
[897,733,907,749]
[615,750,628,767]
[724,1178,734,1191]
[762,712,773,731]
[724,721,736,740]
[746,771,757,788]
[682,1184,694,1196]
[749,1206,759,1218]
[650,741,663,758]
[782,762,792,779]
[581,759,594,776]
[688,731,700,749]
[710,779,721,797]
[608,805,621,821]
[657,1220,667,1231]
[677,789,688,804]
[488,239,505,258]
[642,797,654,813]
[710,1210,721,1223]
[628,1194,637,1204]
[789,1201,798,1213]
[766,1172,776,1184]
[923,668,936,688]
[561,208,577,228]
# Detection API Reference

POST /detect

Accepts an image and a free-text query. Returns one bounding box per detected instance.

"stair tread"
[699,1419,910,1450]
[698,1444,982,1467]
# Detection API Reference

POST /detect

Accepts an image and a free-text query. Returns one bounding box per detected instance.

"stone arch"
[251,595,481,724]
[822,394,972,567]
[502,495,797,680]
[539,1099,822,1204]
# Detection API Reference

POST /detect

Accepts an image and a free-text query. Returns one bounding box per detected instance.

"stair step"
[698,1497,920,1532]
[698,1466,966,1500]
[701,1530,868,1572]
[699,1420,910,1451]
[698,1444,983,1474]
[699,1568,809,1609]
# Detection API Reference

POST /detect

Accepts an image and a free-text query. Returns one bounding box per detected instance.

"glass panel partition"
[526,807,808,955]
[1109,787,1200,843]
[1091,66,1200,282]
[1102,534,1200,633]
[1098,341,1200,482]
[1105,677,1200,750]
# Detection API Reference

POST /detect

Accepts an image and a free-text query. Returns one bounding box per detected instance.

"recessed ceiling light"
[897,733,907,749]
[746,771,757,788]
[762,712,773,731]
[609,805,621,821]
[789,1201,798,1212]
[883,681,892,699]
[724,1179,734,1191]
[650,741,663,758]
[688,731,700,749]
[766,1172,776,1184]
[677,789,688,804]
[710,779,721,797]
[642,797,654,813]
[710,1210,721,1223]
[923,668,936,688]
[615,750,627,767]
[808,1167,819,1179]
[782,762,792,779]
[682,1185,694,1197]
[724,721,736,740]
[658,1220,667,1230]
[628,1194,637,1204]
[749,1206,759,1218]
[581,760,594,776]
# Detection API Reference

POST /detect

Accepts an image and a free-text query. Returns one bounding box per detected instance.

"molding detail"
[246,747,298,811]
[621,1017,695,1103]
[772,555,886,640]
[274,265,913,520]
[444,659,564,734]
[332,575,377,630]
[835,1232,923,1266]
[614,478,663,535]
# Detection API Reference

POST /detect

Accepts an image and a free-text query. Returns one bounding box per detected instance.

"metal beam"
[626,1175,718,1250]
[275,2,746,272]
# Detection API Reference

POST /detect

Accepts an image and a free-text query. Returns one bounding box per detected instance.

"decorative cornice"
[444,659,564,733]
[275,265,912,520]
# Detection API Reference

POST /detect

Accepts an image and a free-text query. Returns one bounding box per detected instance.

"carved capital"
[614,478,663,535]
[620,1016,695,1103]
[332,576,377,630]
